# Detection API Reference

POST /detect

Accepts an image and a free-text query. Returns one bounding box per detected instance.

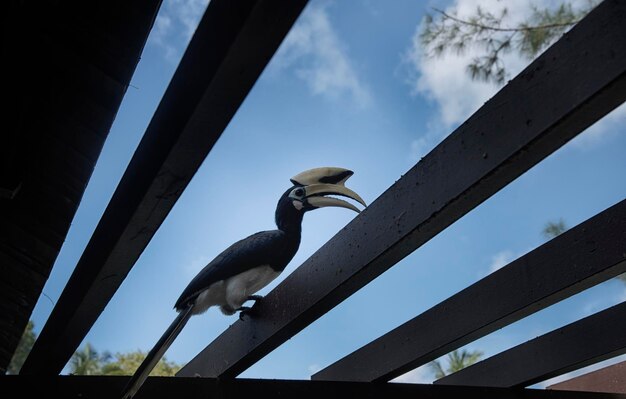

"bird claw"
[237,306,252,321]
[237,296,264,320]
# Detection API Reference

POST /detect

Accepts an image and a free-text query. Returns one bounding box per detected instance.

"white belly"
[192,265,280,315]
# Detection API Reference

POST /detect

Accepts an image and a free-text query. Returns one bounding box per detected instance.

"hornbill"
[121,167,366,398]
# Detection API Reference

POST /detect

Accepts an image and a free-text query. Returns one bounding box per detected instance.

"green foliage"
[542,218,568,239]
[7,320,37,374]
[68,344,182,376]
[429,349,483,379]
[6,324,183,376]
[420,1,599,84]
[518,4,580,57]
[101,351,182,376]
[69,343,110,375]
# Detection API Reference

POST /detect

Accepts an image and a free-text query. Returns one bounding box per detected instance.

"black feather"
[121,305,194,399]
[123,185,308,398]
[174,230,300,310]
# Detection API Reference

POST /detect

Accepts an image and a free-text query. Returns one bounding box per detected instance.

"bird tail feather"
[121,305,194,399]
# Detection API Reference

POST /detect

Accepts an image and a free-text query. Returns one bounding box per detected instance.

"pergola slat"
[20,0,308,375]
[178,0,626,378]
[2,376,625,399]
[436,302,626,388]
[313,199,626,382]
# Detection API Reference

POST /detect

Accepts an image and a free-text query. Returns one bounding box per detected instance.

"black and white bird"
[122,167,365,398]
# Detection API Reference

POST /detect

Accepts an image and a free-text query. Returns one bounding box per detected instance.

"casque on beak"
[290,167,367,213]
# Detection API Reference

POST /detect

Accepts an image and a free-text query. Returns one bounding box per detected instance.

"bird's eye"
[294,188,305,197]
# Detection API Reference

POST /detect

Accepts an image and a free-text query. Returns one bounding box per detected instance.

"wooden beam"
[20,0,308,375]
[313,200,626,382]
[178,0,626,378]
[2,376,625,399]
[436,302,626,388]
[1,0,161,373]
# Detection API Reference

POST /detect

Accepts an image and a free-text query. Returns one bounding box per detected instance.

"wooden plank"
[2,174,80,249]
[31,0,159,87]
[1,0,161,374]
[11,179,82,239]
[40,42,129,113]
[0,220,59,274]
[436,302,626,388]
[20,0,308,375]
[0,252,46,299]
[313,200,626,381]
[46,114,107,164]
[1,375,625,399]
[178,0,626,378]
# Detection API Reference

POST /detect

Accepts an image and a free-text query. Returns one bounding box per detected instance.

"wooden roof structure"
[0,0,161,373]
[2,0,625,397]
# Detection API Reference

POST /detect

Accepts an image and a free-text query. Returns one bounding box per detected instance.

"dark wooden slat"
[1,0,161,374]
[38,38,129,113]
[0,284,32,315]
[178,0,626,378]
[37,0,160,87]
[22,36,126,138]
[35,157,88,204]
[313,200,626,382]
[20,0,308,376]
[8,177,83,240]
[1,174,83,250]
[31,174,83,218]
[0,220,59,274]
[0,253,46,298]
[1,376,624,399]
[0,242,49,279]
[37,136,95,192]
[436,302,626,388]
[46,114,108,164]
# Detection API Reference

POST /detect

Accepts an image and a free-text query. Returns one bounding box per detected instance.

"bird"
[121,167,366,398]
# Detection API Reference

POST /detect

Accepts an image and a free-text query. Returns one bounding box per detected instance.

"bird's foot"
[237,296,263,320]
[237,306,252,321]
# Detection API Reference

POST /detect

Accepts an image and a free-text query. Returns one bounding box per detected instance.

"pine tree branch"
[432,8,581,33]
[419,3,596,85]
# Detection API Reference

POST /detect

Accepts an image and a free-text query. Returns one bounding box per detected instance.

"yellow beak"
[291,167,366,213]
[303,183,366,213]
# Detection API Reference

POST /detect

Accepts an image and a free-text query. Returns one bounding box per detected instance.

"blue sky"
[30,0,626,386]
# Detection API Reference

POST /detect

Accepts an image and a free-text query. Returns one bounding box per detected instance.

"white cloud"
[488,250,516,274]
[392,365,434,384]
[409,136,431,163]
[483,244,543,277]
[405,0,533,129]
[618,287,626,303]
[403,0,618,156]
[171,0,211,39]
[272,3,371,107]
[581,298,605,317]
[409,117,451,162]
[307,363,322,374]
[154,13,172,41]
[578,279,626,318]
[184,254,211,278]
[152,14,176,61]
[570,102,626,149]
[150,0,210,62]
